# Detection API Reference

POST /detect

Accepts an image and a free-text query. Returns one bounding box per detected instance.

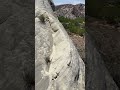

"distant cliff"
[54,4,85,19]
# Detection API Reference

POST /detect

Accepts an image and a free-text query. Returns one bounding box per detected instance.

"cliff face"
[35,0,85,90]
[54,4,85,19]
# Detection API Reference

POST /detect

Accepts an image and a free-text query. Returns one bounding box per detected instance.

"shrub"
[58,16,85,36]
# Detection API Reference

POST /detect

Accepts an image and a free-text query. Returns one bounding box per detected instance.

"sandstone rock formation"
[35,0,85,90]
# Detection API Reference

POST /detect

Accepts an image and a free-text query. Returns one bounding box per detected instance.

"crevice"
[52,72,59,80]
[67,61,71,66]
[38,14,46,24]
[53,29,59,32]
[48,0,55,11]
[0,13,12,25]
[74,69,80,81]
[45,57,51,72]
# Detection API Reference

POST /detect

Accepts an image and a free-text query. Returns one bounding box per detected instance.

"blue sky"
[53,0,85,5]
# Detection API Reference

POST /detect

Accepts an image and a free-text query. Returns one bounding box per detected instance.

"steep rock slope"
[55,4,85,19]
[35,0,85,90]
[86,33,119,90]
[86,17,120,90]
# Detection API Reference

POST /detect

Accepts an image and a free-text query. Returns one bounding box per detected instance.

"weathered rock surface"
[35,0,85,90]
[86,33,119,90]
[86,16,120,90]
[0,0,34,90]
[86,19,120,86]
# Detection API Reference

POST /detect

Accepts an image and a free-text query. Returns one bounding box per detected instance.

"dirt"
[68,32,85,60]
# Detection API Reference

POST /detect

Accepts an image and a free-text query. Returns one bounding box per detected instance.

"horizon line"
[54,3,85,5]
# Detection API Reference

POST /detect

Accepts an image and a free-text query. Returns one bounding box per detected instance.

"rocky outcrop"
[54,4,85,19]
[35,0,85,90]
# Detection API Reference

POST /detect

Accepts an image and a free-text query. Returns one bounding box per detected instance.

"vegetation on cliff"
[58,16,85,36]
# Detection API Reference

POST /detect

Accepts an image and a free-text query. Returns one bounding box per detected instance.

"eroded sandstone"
[35,0,85,90]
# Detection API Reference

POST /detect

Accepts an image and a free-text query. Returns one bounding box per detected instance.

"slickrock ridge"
[35,0,85,90]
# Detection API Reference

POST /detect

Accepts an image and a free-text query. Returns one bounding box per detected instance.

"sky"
[53,0,85,5]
